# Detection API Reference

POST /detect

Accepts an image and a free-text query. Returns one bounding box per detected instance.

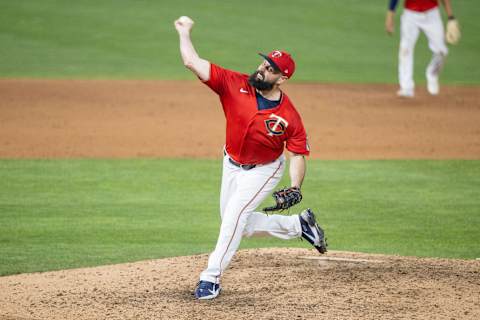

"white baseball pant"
[199,151,302,284]
[399,7,448,91]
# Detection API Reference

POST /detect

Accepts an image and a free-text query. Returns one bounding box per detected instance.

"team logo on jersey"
[265,113,289,136]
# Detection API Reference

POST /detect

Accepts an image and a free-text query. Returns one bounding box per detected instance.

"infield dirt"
[1,80,479,159]
[0,80,479,319]
[0,249,479,320]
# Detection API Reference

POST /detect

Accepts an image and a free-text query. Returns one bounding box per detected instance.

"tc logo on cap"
[272,51,282,58]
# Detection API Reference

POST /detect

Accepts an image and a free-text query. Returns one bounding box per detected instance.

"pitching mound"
[1,248,479,319]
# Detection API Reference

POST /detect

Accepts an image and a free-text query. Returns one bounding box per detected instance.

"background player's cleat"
[397,88,415,98]
[194,280,221,300]
[426,72,440,95]
[299,209,327,254]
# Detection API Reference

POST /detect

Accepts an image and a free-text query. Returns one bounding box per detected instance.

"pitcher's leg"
[220,153,238,220]
[243,212,301,239]
[245,209,328,254]
[199,203,250,283]
[200,159,285,283]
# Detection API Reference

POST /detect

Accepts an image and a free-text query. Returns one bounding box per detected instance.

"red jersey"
[203,63,309,165]
[405,0,438,12]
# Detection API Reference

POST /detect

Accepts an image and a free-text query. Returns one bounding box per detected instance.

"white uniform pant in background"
[199,153,302,284]
[399,8,448,91]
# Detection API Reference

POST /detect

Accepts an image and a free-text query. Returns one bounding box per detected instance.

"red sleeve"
[202,63,231,96]
[286,117,310,156]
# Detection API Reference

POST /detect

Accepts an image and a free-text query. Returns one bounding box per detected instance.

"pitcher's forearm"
[174,16,210,81]
[178,33,210,80]
[289,153,306,189]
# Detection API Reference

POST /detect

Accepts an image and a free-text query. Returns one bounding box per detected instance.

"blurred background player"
[385,0,460,97]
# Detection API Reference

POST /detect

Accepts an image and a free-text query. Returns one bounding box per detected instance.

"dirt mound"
[1,80,479,159]
[1,248,479,319]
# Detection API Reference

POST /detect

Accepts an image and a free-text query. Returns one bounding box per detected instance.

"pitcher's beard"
[248,71,274,91]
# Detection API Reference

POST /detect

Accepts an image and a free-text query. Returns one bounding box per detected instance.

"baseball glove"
[446,19,461,45]
[263,187,302,212]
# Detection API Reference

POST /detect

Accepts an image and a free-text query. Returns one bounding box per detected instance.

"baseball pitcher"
[174,16,327,300]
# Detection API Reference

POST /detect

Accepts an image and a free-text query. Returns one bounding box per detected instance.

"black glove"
[263,187,302,212]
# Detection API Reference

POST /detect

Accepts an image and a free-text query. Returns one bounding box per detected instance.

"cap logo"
[285,69,289,74]
[272,51,282,58]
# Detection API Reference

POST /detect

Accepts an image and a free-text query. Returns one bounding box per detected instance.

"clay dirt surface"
[0,249,479,320]
[0,80,479,159]
[1,80,480,319]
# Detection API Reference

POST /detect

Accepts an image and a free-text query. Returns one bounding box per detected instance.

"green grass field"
[1,159,479,275]
[0,0,479,83]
